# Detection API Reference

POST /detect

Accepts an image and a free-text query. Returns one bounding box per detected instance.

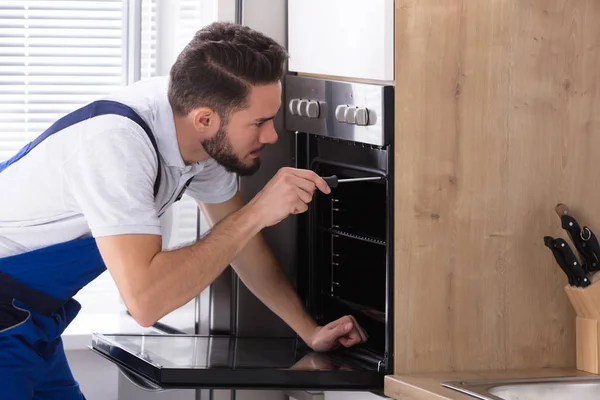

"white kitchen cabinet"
[287,0,394,82]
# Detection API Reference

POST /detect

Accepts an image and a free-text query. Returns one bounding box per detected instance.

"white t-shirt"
[0,76,238,258]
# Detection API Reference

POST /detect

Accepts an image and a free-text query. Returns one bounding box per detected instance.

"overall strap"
[0,100,162,197]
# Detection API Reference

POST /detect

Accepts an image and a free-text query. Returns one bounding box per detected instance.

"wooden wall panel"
[393,0,600,373]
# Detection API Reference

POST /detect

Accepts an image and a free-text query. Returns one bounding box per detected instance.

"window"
[0,1,125,318]
[0,0,124,161]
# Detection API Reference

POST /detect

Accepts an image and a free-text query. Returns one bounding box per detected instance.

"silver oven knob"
[345,107,357,124]
[355,107,369,126]
[288,99,300,116]
[306,100,320,119]
[297,99,309,117]
[335,105,347,122]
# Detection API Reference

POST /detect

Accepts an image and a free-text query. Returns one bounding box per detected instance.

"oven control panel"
[284,75,393,146]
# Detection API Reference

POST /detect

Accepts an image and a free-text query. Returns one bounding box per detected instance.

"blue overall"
[0,101,161,399]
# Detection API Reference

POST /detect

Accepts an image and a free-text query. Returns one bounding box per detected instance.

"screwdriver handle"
[322,175,338,188]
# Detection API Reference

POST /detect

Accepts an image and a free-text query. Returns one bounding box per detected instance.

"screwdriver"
[321,175,383,189]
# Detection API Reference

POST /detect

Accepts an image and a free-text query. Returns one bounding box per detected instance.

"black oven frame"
[294,130,395,375]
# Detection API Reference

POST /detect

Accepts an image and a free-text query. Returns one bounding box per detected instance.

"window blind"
[178,0,208,50]
[0,0,124,162]
[0,1,125,315]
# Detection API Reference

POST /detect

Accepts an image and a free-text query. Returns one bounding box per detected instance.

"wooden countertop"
[384,368,597,400]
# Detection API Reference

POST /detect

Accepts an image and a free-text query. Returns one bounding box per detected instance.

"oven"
[89,75,394,393]
[289,74,394,376]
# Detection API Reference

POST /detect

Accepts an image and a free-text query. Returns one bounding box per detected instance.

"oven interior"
[302,157,390,369]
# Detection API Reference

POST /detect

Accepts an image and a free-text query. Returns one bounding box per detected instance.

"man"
[0,21,367,400]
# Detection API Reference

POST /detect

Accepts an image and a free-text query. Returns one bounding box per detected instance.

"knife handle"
[555,203,570,217]
[561,215,595,271]
[322,175,338,189]
[544,236,577,286]
[560,213,600,273]
[554,238,591,287]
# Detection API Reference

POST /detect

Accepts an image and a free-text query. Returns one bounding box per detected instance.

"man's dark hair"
[168,21,288,121]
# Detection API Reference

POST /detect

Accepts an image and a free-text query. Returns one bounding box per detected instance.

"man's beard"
[202,124,262,176]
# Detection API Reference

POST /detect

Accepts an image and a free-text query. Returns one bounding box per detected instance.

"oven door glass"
[90,333,384,391]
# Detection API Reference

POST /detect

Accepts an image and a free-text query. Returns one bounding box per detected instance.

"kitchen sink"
[441,376,600,399]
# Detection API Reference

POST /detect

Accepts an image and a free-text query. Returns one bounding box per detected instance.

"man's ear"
[191,106,219,132]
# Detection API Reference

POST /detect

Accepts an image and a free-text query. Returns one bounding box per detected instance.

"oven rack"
[323,227,386,246]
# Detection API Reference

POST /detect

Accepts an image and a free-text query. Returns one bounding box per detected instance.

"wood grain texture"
[393,0,600,373]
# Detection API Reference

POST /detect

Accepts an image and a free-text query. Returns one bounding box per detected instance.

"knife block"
[564,278,600,374]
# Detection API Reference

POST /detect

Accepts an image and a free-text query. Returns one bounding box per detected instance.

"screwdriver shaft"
[338,177,383,183]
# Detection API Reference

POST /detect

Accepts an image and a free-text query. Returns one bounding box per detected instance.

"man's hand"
[245,167,331,228]
[308,315,368,352]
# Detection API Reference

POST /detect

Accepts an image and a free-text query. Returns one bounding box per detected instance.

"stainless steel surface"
[285,75,391,146]
[235,0,243,24]
[196,284,210,335]
[442,376,600,400]
[209,268,234,334]
[338,177,383,184]
[198,390,234,400]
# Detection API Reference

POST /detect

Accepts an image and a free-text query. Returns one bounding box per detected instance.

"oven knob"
[306,100,320,118]
[345,107,357,124]
[335,105,347,122]
[298,99,309,117]
[288,99,300,116]
[355,107,369,126]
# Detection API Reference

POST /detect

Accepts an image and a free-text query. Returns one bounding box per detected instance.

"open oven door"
[89,333,385,391]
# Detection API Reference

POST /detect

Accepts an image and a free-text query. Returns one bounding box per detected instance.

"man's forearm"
[229,233,318,345]
[127,206,263,326]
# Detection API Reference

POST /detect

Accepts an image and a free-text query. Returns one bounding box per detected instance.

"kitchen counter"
[384,368,597,399]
